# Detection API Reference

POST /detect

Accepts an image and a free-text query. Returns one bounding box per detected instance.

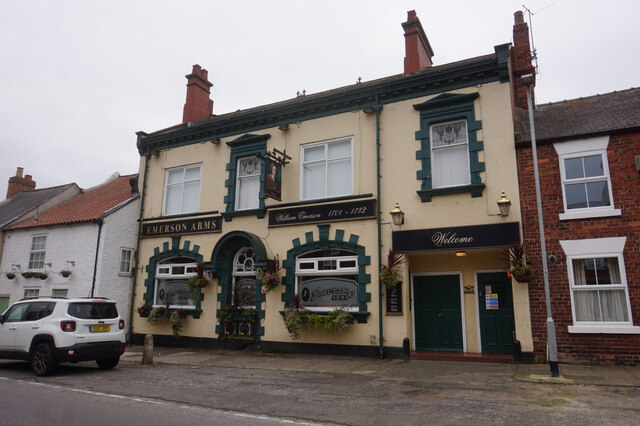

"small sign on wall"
[485,293,499,310]
[386,282,403,315]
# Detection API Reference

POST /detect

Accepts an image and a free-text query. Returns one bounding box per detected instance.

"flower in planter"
[380,249,406,292]
[261,257,281,294]
[504,242,533,282]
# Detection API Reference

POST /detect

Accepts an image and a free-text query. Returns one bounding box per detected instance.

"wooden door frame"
[411,271,467,352]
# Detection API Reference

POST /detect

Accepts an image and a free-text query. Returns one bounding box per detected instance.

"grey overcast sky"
[1,1,638,197]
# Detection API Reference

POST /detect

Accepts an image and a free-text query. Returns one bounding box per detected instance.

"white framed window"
[24,288,40,299]
[301,137,353,200]
[295,249,359,312]
[154,259,198,308]
[28,235,47,270]
[231,247,256,309]
[561,237,639,334]
[52,289,68,298]
[119,248,133,275]
[235,156,261,211]
[555,137,620,220]
[430,120,470,188]
[162,164,202,216]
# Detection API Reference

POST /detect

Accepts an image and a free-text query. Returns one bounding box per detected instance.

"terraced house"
[131,10,535,360]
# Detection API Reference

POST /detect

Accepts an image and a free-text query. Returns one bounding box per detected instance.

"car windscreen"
[67,302,118,319]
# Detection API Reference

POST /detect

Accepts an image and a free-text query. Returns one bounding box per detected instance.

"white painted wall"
[0,198,139,321]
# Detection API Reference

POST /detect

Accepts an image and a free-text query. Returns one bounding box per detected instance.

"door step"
[411,351,512,364]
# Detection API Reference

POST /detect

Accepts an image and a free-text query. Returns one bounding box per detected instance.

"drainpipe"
[127,150,150,344]
[373,99,384,359]
[89,219,104,298]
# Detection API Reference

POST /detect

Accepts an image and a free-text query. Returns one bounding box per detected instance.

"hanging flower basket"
[261,257,281,294]
[5,272,16,280]
[510,271,532,283]
[21,271,35,279]
[60,270,72,278]
[36,272,48,280]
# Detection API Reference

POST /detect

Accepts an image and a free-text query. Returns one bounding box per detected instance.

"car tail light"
[61,321,76,332]
[119,319,125,330]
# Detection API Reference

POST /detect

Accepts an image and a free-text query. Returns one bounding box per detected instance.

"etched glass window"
[430,120,470,188]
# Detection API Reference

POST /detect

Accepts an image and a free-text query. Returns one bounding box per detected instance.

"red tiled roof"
[11,174,137,229]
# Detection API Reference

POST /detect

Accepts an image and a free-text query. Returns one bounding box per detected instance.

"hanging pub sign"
[264,159,282,201]
[392,222,519,251]
[141,216,222,238]
[269,198,376,227]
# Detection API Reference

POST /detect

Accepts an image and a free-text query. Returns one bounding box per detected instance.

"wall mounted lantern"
[390,203,405,226]
[497,192,512,217]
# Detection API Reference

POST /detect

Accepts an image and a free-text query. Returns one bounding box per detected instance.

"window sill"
[222,208,266,222]
[559,208,621,221]
[279,310,369,324]
[417,184,485,202]
[568,325,640,334]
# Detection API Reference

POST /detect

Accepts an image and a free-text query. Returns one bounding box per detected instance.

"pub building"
[130,11,535,361]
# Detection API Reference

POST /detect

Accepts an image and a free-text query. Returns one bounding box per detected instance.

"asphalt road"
[0,358,638,425]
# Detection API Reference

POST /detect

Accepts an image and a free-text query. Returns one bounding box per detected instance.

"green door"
[414,275,463,351]
[477,272,515,354]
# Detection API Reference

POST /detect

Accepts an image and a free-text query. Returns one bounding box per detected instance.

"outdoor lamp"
[390,203,405,226]
[497,192,511,217]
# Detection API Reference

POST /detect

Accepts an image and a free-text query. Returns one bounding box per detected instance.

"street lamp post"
[522,74,559,377]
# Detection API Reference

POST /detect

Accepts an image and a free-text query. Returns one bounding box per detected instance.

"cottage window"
[23,288,40,299]
[561,237,639,334]
[430,120,471,188]
[235,156,261,211]
[163,164,202,216]
[555,137,620,220]
[119,248,133,275]
[295,249,359,312]
[153,258,198,308]
[28,235,47,270]
[301,137,353,200]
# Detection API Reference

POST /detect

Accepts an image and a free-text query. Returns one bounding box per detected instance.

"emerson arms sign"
[141,216,222,238]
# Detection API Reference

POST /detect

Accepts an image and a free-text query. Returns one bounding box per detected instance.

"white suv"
[0,297,126,376]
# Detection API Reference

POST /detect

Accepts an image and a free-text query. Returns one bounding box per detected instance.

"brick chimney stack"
[7,167,36,198]
[182,64,213,123]
[510,11,536,112]
[402,10,434,74]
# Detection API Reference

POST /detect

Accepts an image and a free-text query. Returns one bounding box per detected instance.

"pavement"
[120,345,640,387]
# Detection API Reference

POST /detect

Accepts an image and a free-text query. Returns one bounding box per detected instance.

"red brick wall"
[516,132,640,363]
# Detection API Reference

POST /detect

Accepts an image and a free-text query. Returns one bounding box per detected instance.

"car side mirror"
[0,314,6,324]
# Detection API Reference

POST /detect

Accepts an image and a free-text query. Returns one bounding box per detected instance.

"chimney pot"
[182,64,214,123]
[6,167,36,199]
[402,10,434,74]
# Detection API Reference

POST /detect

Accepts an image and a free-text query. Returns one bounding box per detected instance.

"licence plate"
[90,325,111,332]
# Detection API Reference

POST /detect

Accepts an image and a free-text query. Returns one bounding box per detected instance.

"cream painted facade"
[132,40,533,358]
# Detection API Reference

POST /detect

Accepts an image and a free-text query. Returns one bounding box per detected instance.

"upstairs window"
[301,137,353,200]
[235,156,261,211]
[119,248,133,275]
[163,164,202,216]
[28,235,47,270]
[555,137,620,220]
[430,120,470,188]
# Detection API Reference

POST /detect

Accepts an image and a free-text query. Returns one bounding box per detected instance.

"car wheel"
[32,343,57,376]
[96,356,120,370]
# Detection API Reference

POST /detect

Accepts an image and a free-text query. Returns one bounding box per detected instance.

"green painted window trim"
[413,92,485,202]
[281,224,371,323]
[208,231,268,338]
[223,133,270,221]
[142,236,204,319]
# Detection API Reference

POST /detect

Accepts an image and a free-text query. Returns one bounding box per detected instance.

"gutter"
[373,99,384,359]
[89,218,104,298]
[128,149,149,344]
